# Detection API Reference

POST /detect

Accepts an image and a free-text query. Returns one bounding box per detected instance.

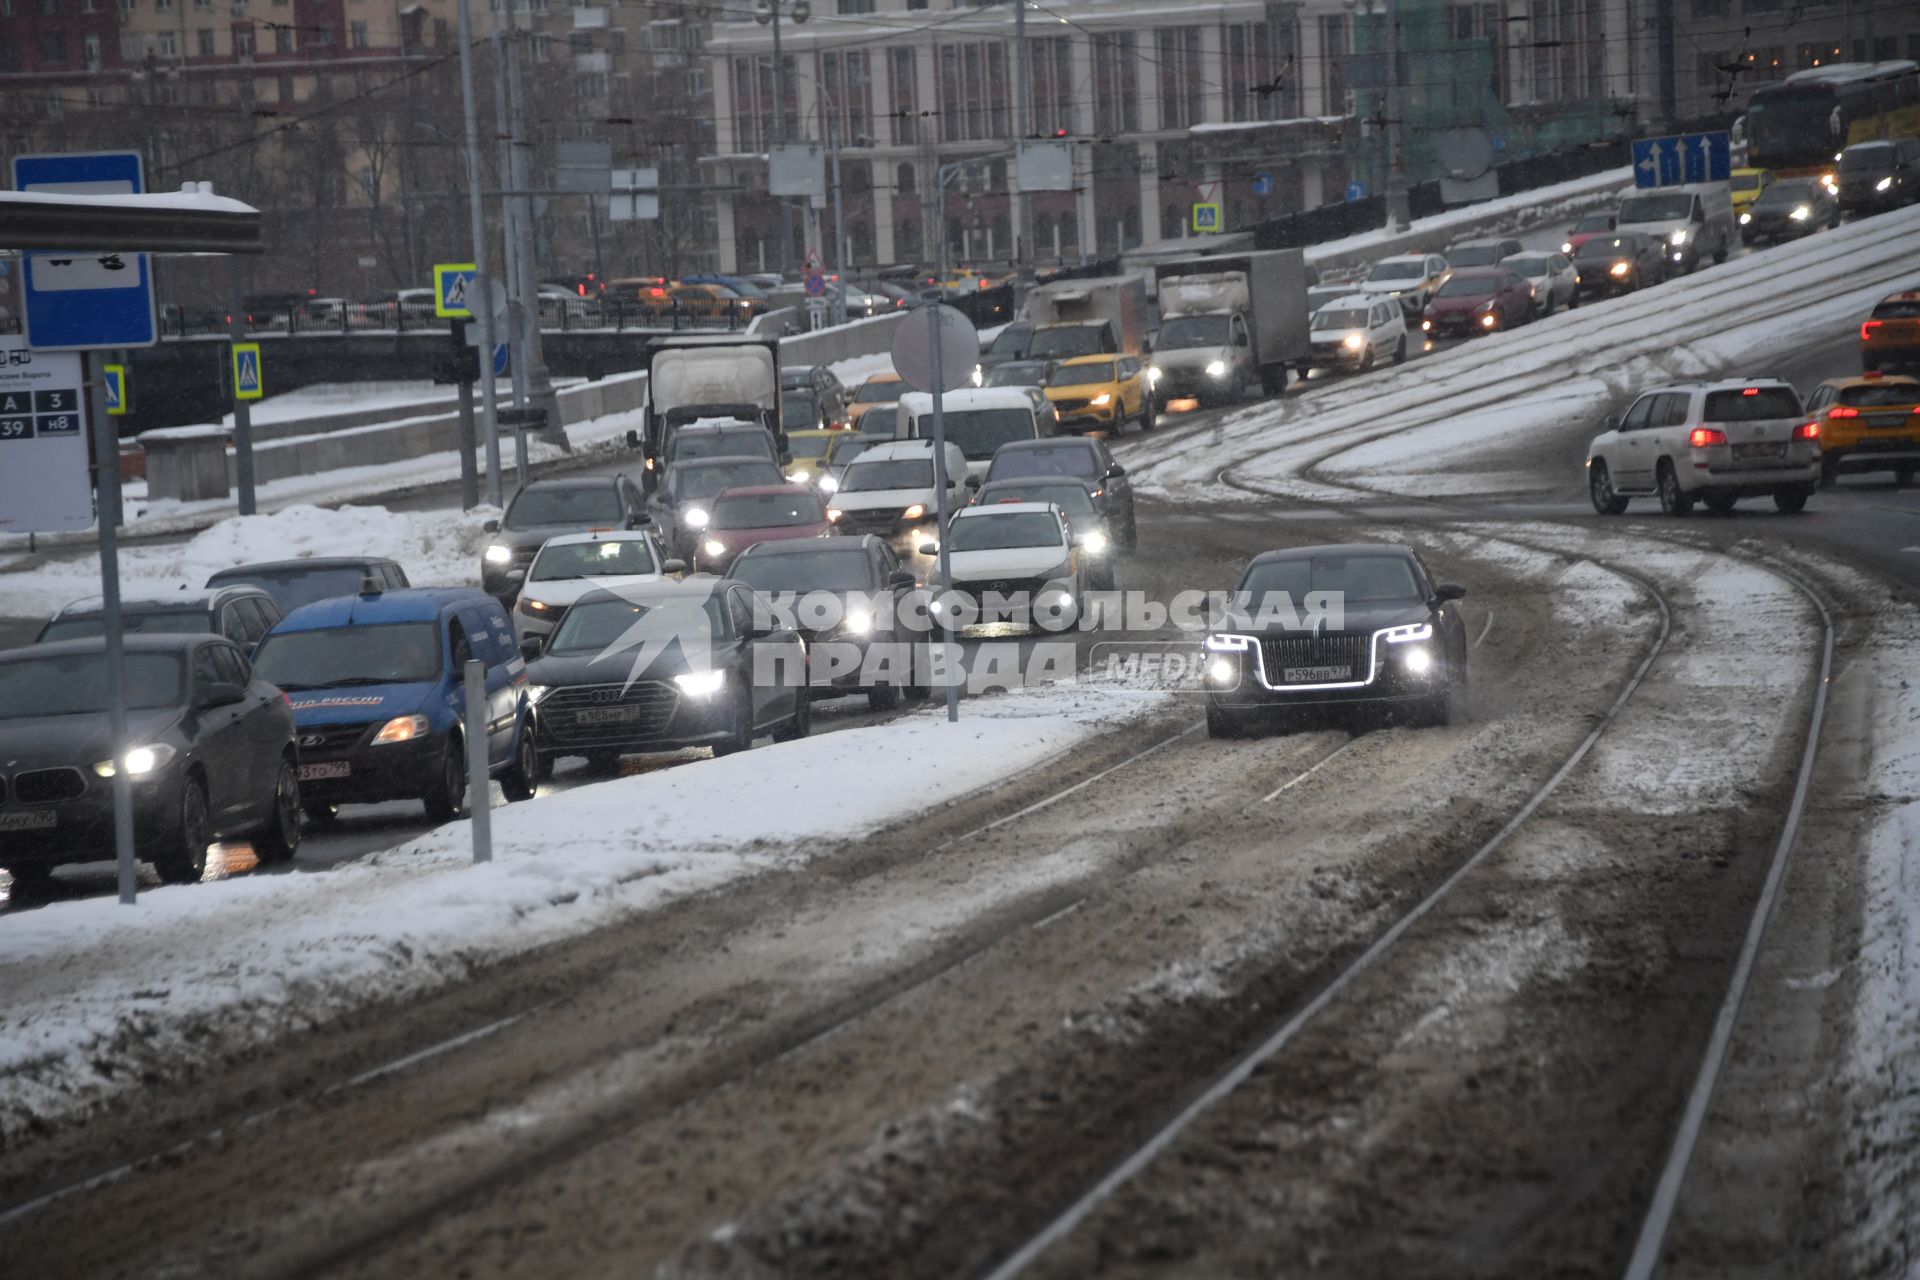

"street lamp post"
[755,0,811,273]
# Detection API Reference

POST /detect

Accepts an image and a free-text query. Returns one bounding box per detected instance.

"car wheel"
[251,756,303,865]
[1819,455,1840,488]
[1704,492,1738,515]
[1589,460,1629,515]
[304,801,338,827]
[773,683,812,742]
[500,727,539,802]
[1657,461,1695,516]
[4,864,54,896]
[1141,396,1158,432]
[1205,700,1245,740]
[1774,487,1810,514]
[155,777,212,885]
[1359,345,1375,373]
[712,687,755,757]
[422,740,467,823]
[1393,334,1408,364]
[867,676,901,712]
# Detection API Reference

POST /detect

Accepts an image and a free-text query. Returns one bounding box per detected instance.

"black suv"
[481,475,650,601]
[1836,137,1920,214]
[982,437,1137,550]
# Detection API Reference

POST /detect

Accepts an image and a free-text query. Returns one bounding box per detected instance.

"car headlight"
[1610,261,1631,277]
[1341,333,1365,351]
[1380,622,1433,643]
[786,469,808,483]
[971,364,983,386]
[826,507,844,522]
[1080,529,1108,555]
[682,506,710,529]
[1205,360,1227,377]
[817,473,839,494]
[1480,313,1498,327]
[1669,229,1689,245]
[1207,657,1237,685]
[485,544,512,565]
[1147,365,1162,383]
[844,608,875,635]
[372,714,430,745]
[526,684,553,705]
[93,743,178,778]
[703,539,727,558]
[1876,176,1894,192]
[1560,241,1573,254]
[1789,205,1810,221]
[1203,632,1255,652]
[521,597,552,615]
[1739,212,1751,225]
[902,503,926,520]
[1401,645,1434,674]
[674,669,727,698]
[1090,392,1112,406]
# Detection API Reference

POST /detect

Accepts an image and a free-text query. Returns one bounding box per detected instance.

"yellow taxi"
[1043,354,1155,434]
[781,429,844,489]
[846,372,904,430]
[1804,371,1920,485]
[1729,167,1773,215]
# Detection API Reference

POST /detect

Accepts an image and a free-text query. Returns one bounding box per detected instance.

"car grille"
[1052,397,1094,414]
[1259,634,1369,685]
[12,767,87,804]
[541,681,678,745]
[838,509,906,536]
[297,722,373,755]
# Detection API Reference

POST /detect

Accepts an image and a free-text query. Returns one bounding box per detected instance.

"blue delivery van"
[252,585,540,823]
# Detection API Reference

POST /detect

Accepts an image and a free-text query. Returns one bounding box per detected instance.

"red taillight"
[1742,387,1759,396]
[1689,427,1727,447]
[1828,405,1860,418]
[1863,320,1883,340]
[1863,369,1884,379]
[1792,422,1820,441]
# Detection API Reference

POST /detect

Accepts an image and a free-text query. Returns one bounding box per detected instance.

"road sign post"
[438,260,503,507]
[12,151,158,351]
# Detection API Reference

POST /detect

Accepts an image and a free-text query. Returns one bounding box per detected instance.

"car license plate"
[575,706,643,725]
[0,810,56,831]
[1733,442,1784,460]
[299,761,352,781]
[1283,665,1351,684]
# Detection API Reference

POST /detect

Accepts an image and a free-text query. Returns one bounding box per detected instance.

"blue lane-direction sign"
[1633,132,1732,188]
[1251,171,1274,197]
[12,151,158,350]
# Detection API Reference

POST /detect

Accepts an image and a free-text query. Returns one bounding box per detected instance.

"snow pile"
[1,504,496,619]
[0,679,1172,1141]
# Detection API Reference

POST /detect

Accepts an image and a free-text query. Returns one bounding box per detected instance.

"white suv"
[827,438,974,552]
[1586,379,1820,516]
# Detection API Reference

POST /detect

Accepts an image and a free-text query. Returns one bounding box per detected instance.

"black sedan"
[1740,178,1840,244]
[522,580,809,769]
[1572,233,1667,299]
[982,437,1137,550]
[1202,543,1469,737]
[726,535,930,710]
[0,635,301,889]
[481,474,652,600]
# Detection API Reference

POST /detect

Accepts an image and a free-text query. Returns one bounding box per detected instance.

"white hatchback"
[920,501,1085,629]
[1586,379,1821,516]
[1305,295,1409,373]
[510,529,679,642]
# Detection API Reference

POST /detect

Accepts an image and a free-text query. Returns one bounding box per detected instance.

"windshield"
[671,461,783,501]
[1048,362,1116,387]
[1436,275,1497,298]
[1504,255,1553,277]
[1026,327,1106,359]
[1364,259,1424,281]
[1839,383,1920,407]
[0,652,186,716]
[948,512,1062,552]
[1446,245,1503,267]
[841,459,934,492]
[852,380,901,404]
[1312,308,1370,330]
[781,392,819,425]
[1755,181,1818,208]
[210,566,372,612]
[547,596,726,656]
[506,487,622,529]
[986,326,1030,357]
[1237,554,1420,604]
[671,429,771,463]
[1872,298,1920,320]
[1730,173,1762,192]
[1155,315,1229,348]
[530,539,658,582]
[1575,237,1638,261]
[1572,213,1614,232]
[986,362,1051,387]
[712,490,827,529]
[1619,193,1694,222]
[787,434,835,459]
[826,435,877,464]
[254,622,442,690]
[1703,388,1803,421]
[1840,145,1892,172]
[976,483,1095,516]
[39,609,211,642]
[987,444,1100,482]
[729,549,874,592]
[1749,90,1835,168]
[923,408,1039,461]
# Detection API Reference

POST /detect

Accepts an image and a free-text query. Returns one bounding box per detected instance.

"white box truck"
[1149,249,1311,404]
[1024,275,1150,362]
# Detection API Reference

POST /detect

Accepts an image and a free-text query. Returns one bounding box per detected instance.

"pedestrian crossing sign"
[232,342,264,401]
[1191,202,1223,233]
[104,363,126,416]
[434,262,479,319]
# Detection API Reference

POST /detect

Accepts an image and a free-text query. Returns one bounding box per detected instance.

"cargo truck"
[639,335,787,492]
[1149,249,1311,405]
[1023,275,1150,362]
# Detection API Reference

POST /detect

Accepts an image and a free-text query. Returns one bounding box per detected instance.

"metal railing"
[154,296,761,339]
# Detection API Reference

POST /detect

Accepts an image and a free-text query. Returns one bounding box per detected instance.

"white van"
[826,438,975,552]
[894,388,1044,481]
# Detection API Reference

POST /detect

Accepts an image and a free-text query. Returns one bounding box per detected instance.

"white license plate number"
[575,706,643,725]
[0,810,57,831]
[299,761,352,781]
[1734,442,1784,460]
[1283,665,1351,683]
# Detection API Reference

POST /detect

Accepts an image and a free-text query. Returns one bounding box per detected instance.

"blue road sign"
[1345,180,1367,202]
[232,342,264,400]
[1251,171,1274,197]
[1656,137,1682,186]
[804,271,827,298]
[12,151,157,350]
[1634,131,1731,188]
[493,343,509,377]
[1631,138,1658,188]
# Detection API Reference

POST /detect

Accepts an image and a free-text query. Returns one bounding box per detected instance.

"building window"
[157,30,177,55]
[732,52,796,152]
[1223,22,1286,122]
[836,0,873,11]
[1030,36,1074,135]
[349,20,368,47]
[275,26,294,52]
[434,18,448,48]
[40,0,57,12]
[39,31,67,62]
[277,72,293,99]
[1155,26,1204,129]
[819,48,872,143]
[939,40,1008,142]
[234,25,253,57]
[1319,15,1350,115]
[1093,32,1139,135]
[197,28,216,55]
[197,77,218,102]
[896,161,916,194]
[312,24,331,44]
[84,32,101,65]
[887,45,917,144]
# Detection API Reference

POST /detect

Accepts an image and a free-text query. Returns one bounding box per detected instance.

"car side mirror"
[201,681,246,709]
[780,452,794,467]
[662,558,687,575]
[1105,464,1127,479]
[965,474,981,489]
[1433,583,1467,604]
[505,567,526,583]
[1603,414,1621,432]
[483,518,500,533]
[917,542,938,557]
[519,636,544,662]
[625,429,641,449]
[889,570,917,590]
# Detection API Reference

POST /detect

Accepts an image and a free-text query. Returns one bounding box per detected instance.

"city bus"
[1745,60,1920,181]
